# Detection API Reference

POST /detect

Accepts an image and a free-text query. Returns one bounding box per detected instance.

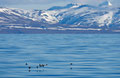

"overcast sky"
[0,0,119,10]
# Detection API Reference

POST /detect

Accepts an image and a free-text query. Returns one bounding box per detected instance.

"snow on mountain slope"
[0,7,34,22]
[0,7,45,27]
[0,2,120,29]
[99,0,112,7]
[47,3,115,27]
[94,11,113,27]
[110,9,120,27]
[48,3,81,10]
[45,3,119,28]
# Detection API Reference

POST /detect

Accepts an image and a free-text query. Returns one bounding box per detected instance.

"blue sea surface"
[0,34,120,78]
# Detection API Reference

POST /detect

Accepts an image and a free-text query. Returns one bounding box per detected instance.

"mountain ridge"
[0,2,120,33]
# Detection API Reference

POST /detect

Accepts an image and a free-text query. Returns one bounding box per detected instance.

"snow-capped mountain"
[99,0,112,7]
[40,2,118,28]
[0,1,120,33]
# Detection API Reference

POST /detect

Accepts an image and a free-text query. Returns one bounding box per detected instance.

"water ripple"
[0,34,120,78]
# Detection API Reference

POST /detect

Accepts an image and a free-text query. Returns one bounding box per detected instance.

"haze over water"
[0,34,120,78]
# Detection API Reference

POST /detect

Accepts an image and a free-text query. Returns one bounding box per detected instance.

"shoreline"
[0,29,120,34]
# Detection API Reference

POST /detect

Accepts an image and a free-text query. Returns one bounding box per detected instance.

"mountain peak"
[48,3,82,10]
[69,3,82,6]
[107,1,112,6]
[99,0,112,7]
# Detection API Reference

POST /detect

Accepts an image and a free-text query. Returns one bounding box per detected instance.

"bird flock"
[25,63,73,72]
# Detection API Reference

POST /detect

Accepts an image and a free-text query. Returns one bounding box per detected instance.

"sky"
[0,0,119,10]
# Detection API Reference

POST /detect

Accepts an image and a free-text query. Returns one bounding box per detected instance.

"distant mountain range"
[0,1,120,33]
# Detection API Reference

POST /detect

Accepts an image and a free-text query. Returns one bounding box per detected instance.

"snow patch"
[95,11,113,27]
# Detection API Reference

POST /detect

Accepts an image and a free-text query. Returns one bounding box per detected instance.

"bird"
[39,64,42,67]
[70,63,73,65]
[29,70,31,72]
[25,63,28,65]
[42,64,45,67]
[39,64,45,67]
[36,66,39,69]
[28,66,31,69]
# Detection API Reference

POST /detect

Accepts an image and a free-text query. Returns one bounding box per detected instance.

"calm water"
[0,34,120,78]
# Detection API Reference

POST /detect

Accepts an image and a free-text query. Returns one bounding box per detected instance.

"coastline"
[0,28,120,34]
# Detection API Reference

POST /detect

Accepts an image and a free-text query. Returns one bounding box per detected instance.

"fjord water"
[0,34,120,78]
